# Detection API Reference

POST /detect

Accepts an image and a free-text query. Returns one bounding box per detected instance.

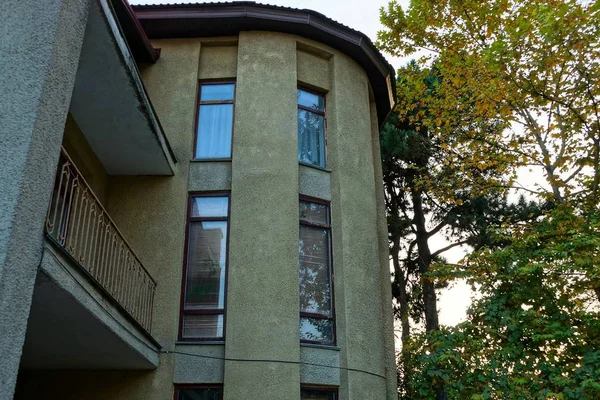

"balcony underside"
[69,0,175,176]
[19,243,160,371]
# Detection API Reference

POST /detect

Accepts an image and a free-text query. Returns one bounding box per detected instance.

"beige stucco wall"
[16,31,396,400]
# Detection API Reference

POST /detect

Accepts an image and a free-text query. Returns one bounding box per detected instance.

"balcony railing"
[45,148,156,333]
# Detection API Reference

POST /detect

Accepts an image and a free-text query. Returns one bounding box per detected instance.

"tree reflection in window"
[299,199,335,344]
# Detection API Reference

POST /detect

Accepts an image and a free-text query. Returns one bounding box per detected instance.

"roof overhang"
[132,2,396,125]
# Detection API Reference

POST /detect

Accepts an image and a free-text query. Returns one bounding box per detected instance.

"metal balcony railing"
[45,148,156,333]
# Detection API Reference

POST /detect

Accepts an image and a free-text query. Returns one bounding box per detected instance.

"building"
[0,1,397,399]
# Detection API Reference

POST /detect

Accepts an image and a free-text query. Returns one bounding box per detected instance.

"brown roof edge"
[132,2,396,125]
[111,0,161,63]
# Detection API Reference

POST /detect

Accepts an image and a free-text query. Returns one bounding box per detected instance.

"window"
[180,194,229,340]
[195,82,235,159]
[301,386,338,400]
[174,385,221,400]
[298,88,326,168]
[299,198,335,344]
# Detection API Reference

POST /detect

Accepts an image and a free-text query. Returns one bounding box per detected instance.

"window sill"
[191,158,232,163]
[299,162,331,173]
[175,340,225,345]
[300,342,340,351]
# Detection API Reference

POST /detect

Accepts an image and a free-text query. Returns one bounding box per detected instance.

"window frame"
[297,86,327,169]
[301,385,339,400]
[178,192,231,342]
[173,384,223,400]
[299,195,336,346]
[193,80,236,161]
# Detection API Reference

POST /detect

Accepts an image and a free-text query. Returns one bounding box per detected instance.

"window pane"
[201,83,235,101]
[298,109,325,167]
[299,201,329,225]
[298,89,325,111]
[300,317,334,343]
[301,390,336,400]
[191,197,229,218]
[186,221,227,310]
[182,314,224,339]
[178,388,220,400]
[299,225,331,315]
[196,104,233,158]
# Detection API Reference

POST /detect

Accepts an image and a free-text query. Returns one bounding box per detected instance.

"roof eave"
[133,2,396,124]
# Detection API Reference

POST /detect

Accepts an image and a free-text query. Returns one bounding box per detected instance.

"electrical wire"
[44,247,387,382]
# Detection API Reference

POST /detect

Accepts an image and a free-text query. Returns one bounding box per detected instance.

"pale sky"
[130,0,473,334]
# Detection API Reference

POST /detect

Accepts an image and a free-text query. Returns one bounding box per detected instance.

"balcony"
[46,149,156,331]
[69,0,175,175]
[19,149,160,371]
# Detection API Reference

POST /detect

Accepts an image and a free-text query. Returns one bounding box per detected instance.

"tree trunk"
[410,178,444,399]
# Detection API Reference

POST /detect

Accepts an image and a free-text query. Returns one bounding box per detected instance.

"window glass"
[299,226,331,315]
[178,388,221,400]
[300,317,335,344]
[191,197,229,218]
[299,201,329,225]
[201,84,235,101]
[299,199,334,345]
[185,221,227,309]
[182,314,224,339]
[181,195,229,340]
[298,89,325,111]
[301,389,336,400]
[196,104,233,159]
[298,109,326,167]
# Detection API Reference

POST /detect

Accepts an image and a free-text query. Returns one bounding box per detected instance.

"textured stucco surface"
[300,346,340,385]
[371,98,399,399]
[10,26,396,399]
[28,243,159,367]
[198,42,238,80]
[62,114,109,204]
[173,345,225,383]
[326,49,391,399]
[0,0,90,398]
[297,46,331,91]
[298,164,332,201]
[104,38,201,400]
[189,162,232,191]
[223,31,301,400]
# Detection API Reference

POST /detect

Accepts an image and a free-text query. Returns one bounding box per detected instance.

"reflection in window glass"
[299,199,334,345]
[299,226,331,315]
[298,89,325,110]
[195,83,235,159]
[185,222,227,310]
[298,109,325,167]
[201,84,235,101]
[181,195,229,340]
[299,200,329,225]
[300,316,334,343]
[297,89,326,168]
[178,387,221,400]
[182,314,224,339]
[191,197,229,218]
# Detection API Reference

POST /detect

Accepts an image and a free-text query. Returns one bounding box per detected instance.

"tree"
[381,68,543,398]
[378,0,600,397]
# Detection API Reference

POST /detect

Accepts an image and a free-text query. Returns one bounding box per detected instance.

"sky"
[131,0,473,333]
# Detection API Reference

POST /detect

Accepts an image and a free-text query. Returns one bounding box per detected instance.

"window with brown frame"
[299,197,335,345]
[301,386,338,400]
[194,82,235,159]
[174,384,222,400]
[297,88,326,168]
[179,194,230,340]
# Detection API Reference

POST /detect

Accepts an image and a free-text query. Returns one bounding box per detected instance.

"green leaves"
[378,0,600,398]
